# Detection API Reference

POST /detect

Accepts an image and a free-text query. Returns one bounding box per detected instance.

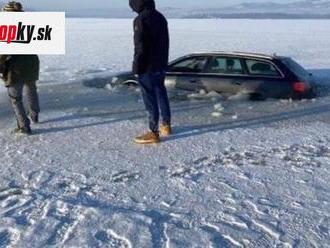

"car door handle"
[189,79,197,83]
[232,81,242,85]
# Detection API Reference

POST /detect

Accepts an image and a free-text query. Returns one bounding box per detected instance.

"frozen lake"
[1,19,330,247]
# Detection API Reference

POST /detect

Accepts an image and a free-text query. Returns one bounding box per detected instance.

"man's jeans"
[138,71,171,133]
[7,81,40,129]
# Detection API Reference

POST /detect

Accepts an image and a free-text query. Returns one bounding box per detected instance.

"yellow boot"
[134,131,160,144]
[160,124,172,137]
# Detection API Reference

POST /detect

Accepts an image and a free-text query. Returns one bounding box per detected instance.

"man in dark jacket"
[129,0,172,144]
[0,1,40,135]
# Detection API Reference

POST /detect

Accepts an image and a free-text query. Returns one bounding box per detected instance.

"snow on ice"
[0,19,330,247]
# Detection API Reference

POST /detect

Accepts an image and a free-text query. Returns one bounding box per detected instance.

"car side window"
[246,59,280,77]
[205,57,244,74]
[169,57,208,73]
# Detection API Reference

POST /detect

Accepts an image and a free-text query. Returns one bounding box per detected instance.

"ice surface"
[0,19,330,247]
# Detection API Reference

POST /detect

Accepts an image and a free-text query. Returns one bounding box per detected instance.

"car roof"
[186,51,286,60]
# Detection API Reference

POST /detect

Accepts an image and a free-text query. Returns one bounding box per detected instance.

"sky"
[15,0,301,10]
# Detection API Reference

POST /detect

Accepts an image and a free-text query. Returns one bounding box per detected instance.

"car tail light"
[293,82,307,93]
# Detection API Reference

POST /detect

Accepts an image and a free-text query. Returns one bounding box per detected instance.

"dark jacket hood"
[129,0,155,13]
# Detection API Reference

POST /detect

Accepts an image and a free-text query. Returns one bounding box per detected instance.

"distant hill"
[65,0,330,19]
[64,9,134,18]
[227,0,330,15]
[3,0,329,19]
[178,0,330,19]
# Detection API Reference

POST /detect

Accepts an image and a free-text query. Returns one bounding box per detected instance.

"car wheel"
[249,92,266,101]
[122,80,138,87]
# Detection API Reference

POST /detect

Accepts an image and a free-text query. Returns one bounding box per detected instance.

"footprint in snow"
[22,170,55,189]
[110,171,141,184]
[0,188,24,202]
[257,198,278,208]
[0,228,20,247]
[170,167,203,182]
[95,230,131,248]
[46,203,85,246]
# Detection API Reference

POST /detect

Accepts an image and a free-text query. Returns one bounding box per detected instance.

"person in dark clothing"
[0,2,40,135]
[129,0,172,144]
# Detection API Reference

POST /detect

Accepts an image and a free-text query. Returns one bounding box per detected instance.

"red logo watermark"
[0,22,52,44]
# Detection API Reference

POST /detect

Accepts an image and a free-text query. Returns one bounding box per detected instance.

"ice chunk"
[188,91,224,100]
[105,83,113,91]
[214,103,224,112]
[212,112,222,117]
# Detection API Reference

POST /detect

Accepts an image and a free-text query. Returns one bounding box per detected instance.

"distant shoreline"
[65,16,330,20]
[65,12,330,20]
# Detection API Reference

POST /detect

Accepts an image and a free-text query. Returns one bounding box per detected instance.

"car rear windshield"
[280,58,310,80]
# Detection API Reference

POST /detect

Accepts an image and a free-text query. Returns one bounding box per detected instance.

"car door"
[166,56,209,91]
[241,59,290,98]
[201,56,247,94]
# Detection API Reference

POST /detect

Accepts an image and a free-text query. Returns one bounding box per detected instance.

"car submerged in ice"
[110,52,316,100]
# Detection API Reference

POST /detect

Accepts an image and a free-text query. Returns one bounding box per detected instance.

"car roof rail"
[191,51,277,60]
[230,51,275,59]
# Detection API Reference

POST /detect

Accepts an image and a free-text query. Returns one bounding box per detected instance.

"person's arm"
[0,55,10,74]
[133,17,147,75]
